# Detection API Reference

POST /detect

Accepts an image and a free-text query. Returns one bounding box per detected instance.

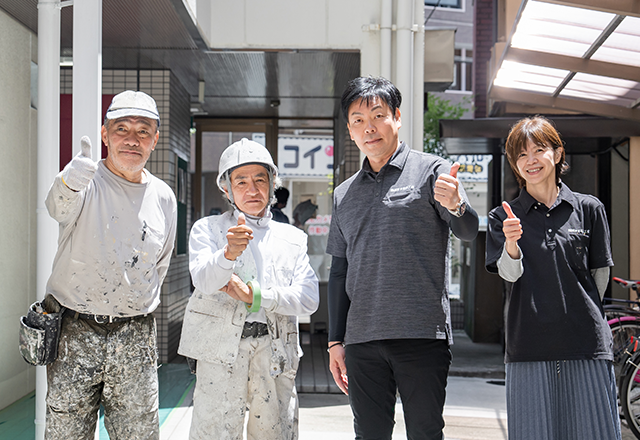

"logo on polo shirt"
[389,185,415,193]
[568,228,589,237]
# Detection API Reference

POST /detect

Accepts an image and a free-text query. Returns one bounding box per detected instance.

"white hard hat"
[217,138,279,205]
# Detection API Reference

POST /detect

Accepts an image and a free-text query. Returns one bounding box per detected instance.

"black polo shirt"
[486,183,614,363]
[326,142,478,345]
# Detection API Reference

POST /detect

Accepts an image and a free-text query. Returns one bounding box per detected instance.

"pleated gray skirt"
[506,359,621,440]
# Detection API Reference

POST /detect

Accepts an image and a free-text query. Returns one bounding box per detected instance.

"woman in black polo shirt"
[486,116,620,440]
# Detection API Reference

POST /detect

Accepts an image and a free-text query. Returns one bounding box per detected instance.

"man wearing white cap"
[43,90,177,439]
[178,138,319,440]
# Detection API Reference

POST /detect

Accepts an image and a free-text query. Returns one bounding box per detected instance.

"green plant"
[423,94,472,158]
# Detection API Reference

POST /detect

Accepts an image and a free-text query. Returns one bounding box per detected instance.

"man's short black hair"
[274,187,289,204]
[340,76,402,121]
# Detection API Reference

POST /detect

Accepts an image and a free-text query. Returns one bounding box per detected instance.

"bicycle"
[611,277,640,438]
[607,278,640,368]
[619,336,640,438]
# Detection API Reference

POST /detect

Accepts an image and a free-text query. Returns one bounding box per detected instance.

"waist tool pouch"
[19,299,64,366]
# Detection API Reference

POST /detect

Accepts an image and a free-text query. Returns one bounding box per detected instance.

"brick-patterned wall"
[60,68,192,363]
[473,0,494,118]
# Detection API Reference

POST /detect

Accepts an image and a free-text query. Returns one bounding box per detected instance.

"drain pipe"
[36,1,61,438]
[412,0,425,151]
[396,0,414,147]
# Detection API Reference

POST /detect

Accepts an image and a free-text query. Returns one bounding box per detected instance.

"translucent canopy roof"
[490,0,640,121]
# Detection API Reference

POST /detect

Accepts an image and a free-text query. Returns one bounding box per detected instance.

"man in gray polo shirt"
[326,76,478,440]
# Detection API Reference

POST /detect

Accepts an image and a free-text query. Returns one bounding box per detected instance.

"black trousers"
[345,339,451,440]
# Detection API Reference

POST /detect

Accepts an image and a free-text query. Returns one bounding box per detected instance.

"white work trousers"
[189,334,299,440]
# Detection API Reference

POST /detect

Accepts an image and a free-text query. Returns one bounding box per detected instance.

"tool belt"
[18,296,65,366]
[241,321,269,338]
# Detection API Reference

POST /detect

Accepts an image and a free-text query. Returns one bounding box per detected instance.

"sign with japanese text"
[252,134,333,177]
[277,136,333,177]
[449,154,492,182]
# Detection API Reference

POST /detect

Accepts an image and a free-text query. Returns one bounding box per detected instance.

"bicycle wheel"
[609,318,640,366]
[621,351,640,438]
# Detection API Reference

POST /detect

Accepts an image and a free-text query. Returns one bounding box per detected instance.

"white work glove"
[62,136,98,191]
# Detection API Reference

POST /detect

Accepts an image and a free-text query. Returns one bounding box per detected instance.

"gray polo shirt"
[326,142,478,345]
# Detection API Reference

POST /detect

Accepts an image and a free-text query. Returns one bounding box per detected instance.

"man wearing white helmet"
[42,90,177,439]
[179,138,319,440]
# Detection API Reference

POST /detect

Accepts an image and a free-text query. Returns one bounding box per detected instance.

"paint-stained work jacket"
[178,210,319,378]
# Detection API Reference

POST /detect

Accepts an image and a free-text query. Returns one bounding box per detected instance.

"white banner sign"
[277,136,334,177]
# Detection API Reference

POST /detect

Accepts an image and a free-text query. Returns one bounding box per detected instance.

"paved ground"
[160,376,508,440]
[161,329,511,440]
[2,328,636,439]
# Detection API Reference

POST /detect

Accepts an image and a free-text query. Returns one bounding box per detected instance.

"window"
[176,157,188,255]
[425,0,461,9]
[450,48,473,92]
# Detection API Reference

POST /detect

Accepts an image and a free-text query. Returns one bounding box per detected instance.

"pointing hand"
[501,201,523,258]
[502,201,516,219]
[224,213,254,261]
[434,162,462,211]
[449,162,460,178]
[62,136,98,192]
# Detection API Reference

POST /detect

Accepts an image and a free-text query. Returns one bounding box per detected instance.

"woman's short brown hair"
[505,115,569,188]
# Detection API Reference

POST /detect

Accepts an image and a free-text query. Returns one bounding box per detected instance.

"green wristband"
[246,280,261,313]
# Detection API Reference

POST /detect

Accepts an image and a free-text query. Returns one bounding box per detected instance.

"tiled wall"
[61,68,192,362]
[334,116,361,185]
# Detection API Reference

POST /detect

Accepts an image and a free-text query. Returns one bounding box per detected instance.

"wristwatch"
[451,199,467,218]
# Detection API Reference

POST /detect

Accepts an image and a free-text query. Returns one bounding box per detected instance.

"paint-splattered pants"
[45,313,159,440]
[189,334,298,440]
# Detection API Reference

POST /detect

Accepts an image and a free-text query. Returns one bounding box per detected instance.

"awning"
[489,0,640,122]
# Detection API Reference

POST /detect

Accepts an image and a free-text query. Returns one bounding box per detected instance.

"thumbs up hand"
[62,136,98,192]
[224,212,254,261]
[502,201,523,258]
[434,162,462,211]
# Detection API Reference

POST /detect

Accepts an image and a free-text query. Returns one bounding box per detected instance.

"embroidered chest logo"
[568,228,590,237]
[389,185,415,193]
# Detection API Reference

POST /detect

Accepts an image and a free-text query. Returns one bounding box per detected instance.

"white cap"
[105,91,160,126]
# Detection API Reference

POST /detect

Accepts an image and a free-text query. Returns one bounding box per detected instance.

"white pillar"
[36,2,61,438]
[412,0,425,152]
[72,0,102,157]
[380,0,392,80]
[74,4,103,437]
[396,0,413,147]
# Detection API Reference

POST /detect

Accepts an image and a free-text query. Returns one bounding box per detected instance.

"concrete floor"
[159,376,508,440]
[2,329,636,439]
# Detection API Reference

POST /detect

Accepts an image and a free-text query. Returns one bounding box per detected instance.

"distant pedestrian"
[292,199,318,229]
[271,187,290,223]
[326,76,479,440]
[486,115,621,440]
